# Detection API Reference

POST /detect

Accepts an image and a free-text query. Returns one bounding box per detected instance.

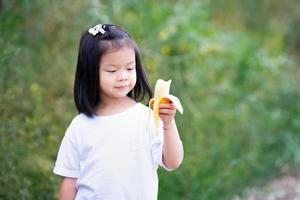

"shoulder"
[132,102,158,127]
[135,102,149,110]
[65,113,93,136]
[134,103,152,116]
[135,103,163,132]
[115,102,152,124]
[68,113,89,127]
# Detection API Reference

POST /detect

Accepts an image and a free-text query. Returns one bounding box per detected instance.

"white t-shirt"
[53,103,171,200]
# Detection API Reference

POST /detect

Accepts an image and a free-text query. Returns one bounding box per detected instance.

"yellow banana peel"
[148,79,183,133]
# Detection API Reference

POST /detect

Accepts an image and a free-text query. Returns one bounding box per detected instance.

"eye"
[127,68,135,71]
[106,70,116,73]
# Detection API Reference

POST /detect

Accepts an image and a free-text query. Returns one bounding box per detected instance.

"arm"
[59,177,77,200]
[159,103,184,170]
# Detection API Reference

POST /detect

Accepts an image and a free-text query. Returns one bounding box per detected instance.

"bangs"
[99,38,137,55]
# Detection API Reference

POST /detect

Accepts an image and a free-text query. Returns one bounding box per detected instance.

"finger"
[159,103,176,110]
[159,108,176,115]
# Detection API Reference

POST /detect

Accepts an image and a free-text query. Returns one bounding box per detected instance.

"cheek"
[131,72,137,85]
[99,73,112,88]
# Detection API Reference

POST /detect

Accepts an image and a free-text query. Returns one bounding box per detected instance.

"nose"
[117,70,128,81]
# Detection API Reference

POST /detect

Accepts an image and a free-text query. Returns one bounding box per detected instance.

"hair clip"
[88,24,106,36]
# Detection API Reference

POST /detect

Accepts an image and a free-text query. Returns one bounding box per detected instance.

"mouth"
[115,85,129,90]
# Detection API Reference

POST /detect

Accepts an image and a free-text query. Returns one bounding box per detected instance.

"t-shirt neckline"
[92,102,141,119]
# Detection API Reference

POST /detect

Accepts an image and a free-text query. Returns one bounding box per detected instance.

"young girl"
[53,24,184,200]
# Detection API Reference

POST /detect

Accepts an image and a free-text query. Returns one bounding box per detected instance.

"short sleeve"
[150,118,174,171]
[53,125,80,178]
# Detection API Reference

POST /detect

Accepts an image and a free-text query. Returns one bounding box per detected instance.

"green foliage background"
[1,0,300,199]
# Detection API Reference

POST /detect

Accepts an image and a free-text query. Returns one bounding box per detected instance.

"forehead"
[100,47,135,66]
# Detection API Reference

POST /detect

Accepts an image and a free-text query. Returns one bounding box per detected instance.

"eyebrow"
[105,61,135,68]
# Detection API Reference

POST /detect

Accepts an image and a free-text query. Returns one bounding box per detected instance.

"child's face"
[99,47,137,101]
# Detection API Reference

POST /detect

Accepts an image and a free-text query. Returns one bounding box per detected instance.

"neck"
[95,96,136,116]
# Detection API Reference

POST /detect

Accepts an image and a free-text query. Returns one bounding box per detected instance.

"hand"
[159,103,177,130]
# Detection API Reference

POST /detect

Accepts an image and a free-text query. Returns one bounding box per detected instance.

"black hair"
[74,24,153,117]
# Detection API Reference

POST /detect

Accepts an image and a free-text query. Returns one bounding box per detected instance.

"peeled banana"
[148,79,183,132]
